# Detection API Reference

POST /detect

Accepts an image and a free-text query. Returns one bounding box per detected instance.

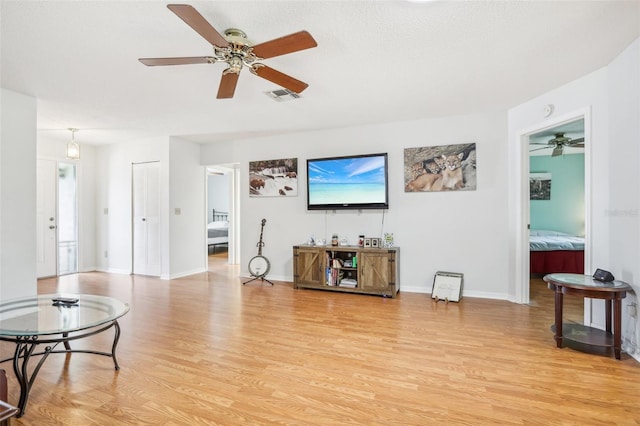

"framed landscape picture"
[530,173,551,200]
[249,158,298,197]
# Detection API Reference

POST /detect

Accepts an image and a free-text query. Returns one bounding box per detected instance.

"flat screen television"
[306,153,389,210]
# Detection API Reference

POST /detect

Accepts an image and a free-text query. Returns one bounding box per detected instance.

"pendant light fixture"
[66,128,80,160]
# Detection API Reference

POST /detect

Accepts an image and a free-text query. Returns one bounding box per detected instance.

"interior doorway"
[206,163,240,267]
[517,109,591,309]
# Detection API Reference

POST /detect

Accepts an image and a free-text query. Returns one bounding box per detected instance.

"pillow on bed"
[529,229,571,237]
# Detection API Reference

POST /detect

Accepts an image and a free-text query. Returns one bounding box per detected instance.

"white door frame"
[229,165,240,265]
[515,107,592,310]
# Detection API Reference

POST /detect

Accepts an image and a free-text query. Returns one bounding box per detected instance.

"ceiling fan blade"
[217,71,239,99]
[568,137,585,145]
[167,4,229,48]
[139,57,213,66]
[251,30,317,59]
[552,146,563,157]
[573,143,585,148]
[529,146,552,152]
[252,65,309,93]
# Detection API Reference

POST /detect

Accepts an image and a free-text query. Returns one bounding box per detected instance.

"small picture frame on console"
[371,238,379,248]
[364,238,372,248]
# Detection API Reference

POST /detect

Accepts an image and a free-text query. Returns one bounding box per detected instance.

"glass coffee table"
[0,294,129,417]
[543,273,631,360]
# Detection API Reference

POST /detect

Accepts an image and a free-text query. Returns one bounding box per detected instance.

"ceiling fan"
[530,133,585,157]
[139,4,317,99]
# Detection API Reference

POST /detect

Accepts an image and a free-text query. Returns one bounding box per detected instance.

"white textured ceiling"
[1,1,639,146]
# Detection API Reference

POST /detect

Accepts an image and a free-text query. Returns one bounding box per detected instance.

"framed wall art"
[249,157,298,197]
[529,173,551,200]
[404,143,476,192]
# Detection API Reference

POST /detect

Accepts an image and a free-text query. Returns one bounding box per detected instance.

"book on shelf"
[326,267,344,286]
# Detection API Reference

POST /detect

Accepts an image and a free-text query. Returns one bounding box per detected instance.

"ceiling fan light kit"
[551,145,564,157]
[139,4,317,99]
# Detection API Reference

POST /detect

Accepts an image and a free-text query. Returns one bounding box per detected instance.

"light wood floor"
[2,257,639,425]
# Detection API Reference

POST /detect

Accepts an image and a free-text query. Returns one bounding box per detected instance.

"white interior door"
[37,159,57,278]
[132,162,161,276]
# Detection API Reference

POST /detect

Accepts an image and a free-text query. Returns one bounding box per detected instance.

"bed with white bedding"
[208,210,229,253]
[529,230,584,274]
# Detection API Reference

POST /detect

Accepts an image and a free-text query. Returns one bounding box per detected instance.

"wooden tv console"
[292,245,399,298]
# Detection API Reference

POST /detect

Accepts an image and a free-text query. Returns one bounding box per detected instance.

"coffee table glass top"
[544,273,631,290]
[0,294,129,336]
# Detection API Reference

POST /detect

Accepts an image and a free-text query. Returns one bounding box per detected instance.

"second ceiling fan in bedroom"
[530,133,585,157]
[139,4,317,99]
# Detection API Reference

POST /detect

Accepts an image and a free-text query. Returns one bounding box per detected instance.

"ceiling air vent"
[266,89,301,102]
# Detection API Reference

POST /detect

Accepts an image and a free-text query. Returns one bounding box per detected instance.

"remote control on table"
[52,297,79,305]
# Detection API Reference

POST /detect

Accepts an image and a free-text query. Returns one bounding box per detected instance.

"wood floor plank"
[2,259,639,425]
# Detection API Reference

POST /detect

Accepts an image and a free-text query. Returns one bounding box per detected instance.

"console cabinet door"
[359,251,393,291]
[294,247,323,286]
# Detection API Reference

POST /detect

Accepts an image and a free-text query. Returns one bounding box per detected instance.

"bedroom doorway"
[206,163,240,267]
[518,110,591,308]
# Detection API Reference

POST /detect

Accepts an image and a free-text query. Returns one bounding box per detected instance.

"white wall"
[606,38,640,359]
[37,137,97,272]
[169,137,206,279]
[0,89,37,299]
[201,111,510,298]
[92,136,205,280]
[607,38,640,287]
[94,138,170,276]
[508,37,640,360]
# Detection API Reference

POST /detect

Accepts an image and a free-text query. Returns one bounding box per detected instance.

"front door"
[36,159,57,277]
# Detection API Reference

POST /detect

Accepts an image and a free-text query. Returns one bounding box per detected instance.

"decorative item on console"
[382,233,394,248]
[331,234,339,246]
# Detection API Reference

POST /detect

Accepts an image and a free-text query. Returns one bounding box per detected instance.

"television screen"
[307,153,389,210]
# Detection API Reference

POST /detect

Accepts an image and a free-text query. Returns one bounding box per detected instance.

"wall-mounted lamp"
[66,128,80,160]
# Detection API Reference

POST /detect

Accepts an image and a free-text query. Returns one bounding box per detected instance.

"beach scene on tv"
[307,154,387,207]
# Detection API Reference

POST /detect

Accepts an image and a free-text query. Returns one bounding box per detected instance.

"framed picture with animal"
[249,157,298,197]
[404,143,476,192]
